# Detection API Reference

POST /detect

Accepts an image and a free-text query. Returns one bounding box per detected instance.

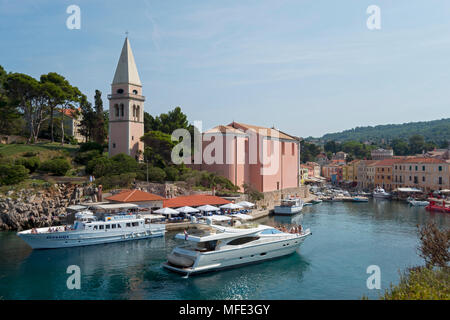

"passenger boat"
[406,197,429,206]
[162,218,311,276]
[17,210,166,249]
[273,198,304,215]
[373,187,391,199]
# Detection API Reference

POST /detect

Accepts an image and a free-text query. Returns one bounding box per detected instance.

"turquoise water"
[0,200,448,300]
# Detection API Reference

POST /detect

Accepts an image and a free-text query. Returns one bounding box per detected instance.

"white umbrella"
[208,215,232,221]
[236,201,255,208]
[231,213,253,220]
[219,203,244,210]
[196,204,220,212]
[154,207,180,216]
[176,206,200,214]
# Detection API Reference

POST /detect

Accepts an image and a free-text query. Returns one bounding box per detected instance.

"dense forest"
[309,118,450,145]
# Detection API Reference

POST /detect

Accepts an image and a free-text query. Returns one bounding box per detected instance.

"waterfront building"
[423,148,450,160]
[106,189,165,210]
[373,159,400,191]
[300,165,310,185]
[356,160,378,190]
[190,122,300,193]
[322,162,343,183]
[371,148,394,160]
[392,157,450,192]
[306,161,321,178]
[108,37,145,160]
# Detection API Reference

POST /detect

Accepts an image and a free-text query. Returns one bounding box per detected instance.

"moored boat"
[406,197,429,206]
[425,201,450,213]
[373,187,391,199]
[17,210,166,249]
[352,196,369,202]
[273,198,304,215]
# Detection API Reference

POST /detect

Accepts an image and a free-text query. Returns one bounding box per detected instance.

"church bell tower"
[108,37,145,160]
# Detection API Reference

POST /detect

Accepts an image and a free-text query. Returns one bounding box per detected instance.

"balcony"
[107,93,146,101]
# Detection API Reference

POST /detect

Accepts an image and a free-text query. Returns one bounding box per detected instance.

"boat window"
[93,225,98,230]
[117,224,121,228]
[99,225,104,230]
[112,224,116,229]
[261,229,283,235]
[132,222,139,227]
[106,224,111,229]
[227,236,260,246]
[126,223,131,227]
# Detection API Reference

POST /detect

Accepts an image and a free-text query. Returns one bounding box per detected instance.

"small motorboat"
[373,187,391,199]
[311,199,323,204]
[353,196,369,202]
[406,197,429,206]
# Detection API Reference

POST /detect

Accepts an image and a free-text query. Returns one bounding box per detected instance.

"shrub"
[74,149,101,165]
[147,167,166,183]
[15,156,40,173]
[0,164,29,185]
[22,151,38,157]
[164,166,179,181]
[40,158,71,176]
[79,141,104,153]
[86,153,138,178]
[97,173,137,190]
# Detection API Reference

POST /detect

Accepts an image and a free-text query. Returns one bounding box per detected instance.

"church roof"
[112,37,142,86]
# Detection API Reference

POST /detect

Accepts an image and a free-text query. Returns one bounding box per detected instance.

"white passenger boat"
[373,187,391,199]
[273,198,304,215]
[17,210,165,249]
[162,219,311,276]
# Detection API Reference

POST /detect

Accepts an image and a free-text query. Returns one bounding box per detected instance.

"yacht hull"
[163,233,309,275]
[17,225,165,249]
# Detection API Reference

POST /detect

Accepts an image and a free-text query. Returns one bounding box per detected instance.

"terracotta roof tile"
[106,189,165,202]
[163,194,231,208]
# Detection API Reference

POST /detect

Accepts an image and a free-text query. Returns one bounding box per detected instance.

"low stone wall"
[254,185,310,210]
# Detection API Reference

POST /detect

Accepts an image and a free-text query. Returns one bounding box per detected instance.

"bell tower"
[108,37,145,160]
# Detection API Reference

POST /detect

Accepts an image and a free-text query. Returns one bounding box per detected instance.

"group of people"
[276,224,303,234]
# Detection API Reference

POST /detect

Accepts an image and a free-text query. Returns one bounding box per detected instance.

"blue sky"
[1,0,450,137]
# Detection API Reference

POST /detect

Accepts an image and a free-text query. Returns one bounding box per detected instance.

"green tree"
[79,96,96,141]
[141,131,177,168]
[93,90,106,144]
[409,135,426,154]
[40,73,66,142]
[0,164,29,185]
[0,66,23,135]
[392,138,409,156]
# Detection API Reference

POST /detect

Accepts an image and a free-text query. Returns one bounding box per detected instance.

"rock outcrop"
[0,183,98,231]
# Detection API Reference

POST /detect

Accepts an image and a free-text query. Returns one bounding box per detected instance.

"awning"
[154,207,180,215]
[220,203,244,210]
[395,188,422,193]
[235,201,255,208]
[196,205,220,212]
[175,206,200,214]
[93,203,139,210]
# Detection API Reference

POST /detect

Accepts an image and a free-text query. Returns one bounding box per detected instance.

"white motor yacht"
[162,219,311,275]
[373,187,391,199]
[273,198,304,215]
[406,197,429,206]
[17,210,165,249]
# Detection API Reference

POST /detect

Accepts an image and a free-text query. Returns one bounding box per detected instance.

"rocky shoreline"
[0,184,98,231]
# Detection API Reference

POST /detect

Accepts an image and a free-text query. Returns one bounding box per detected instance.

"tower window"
[117,88,124,94]
[120,104,124,117]
[133,90,138,94]
[114,104,119,117]
[113,143,116,148]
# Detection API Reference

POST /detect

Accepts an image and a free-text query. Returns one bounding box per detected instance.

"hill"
[311,118,450,144]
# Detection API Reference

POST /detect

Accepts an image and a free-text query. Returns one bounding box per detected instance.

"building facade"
[371,148,394,160]
[190,122,300,193]
[108,37,145,161]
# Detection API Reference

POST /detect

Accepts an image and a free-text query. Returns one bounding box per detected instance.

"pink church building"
[108,37,144,160]
[190,122,300,193]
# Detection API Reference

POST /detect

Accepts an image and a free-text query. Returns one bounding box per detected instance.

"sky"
[1,0,450,138]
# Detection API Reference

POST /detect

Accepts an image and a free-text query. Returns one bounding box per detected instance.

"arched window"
[114,104,119,117]
[136,105,140,121]
[133,105,136,117]
[120,104,124,117]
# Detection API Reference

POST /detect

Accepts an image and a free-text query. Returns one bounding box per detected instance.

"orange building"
[373,159,401,191]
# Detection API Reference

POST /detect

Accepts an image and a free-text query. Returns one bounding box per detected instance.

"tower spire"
[112,37,141,86]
